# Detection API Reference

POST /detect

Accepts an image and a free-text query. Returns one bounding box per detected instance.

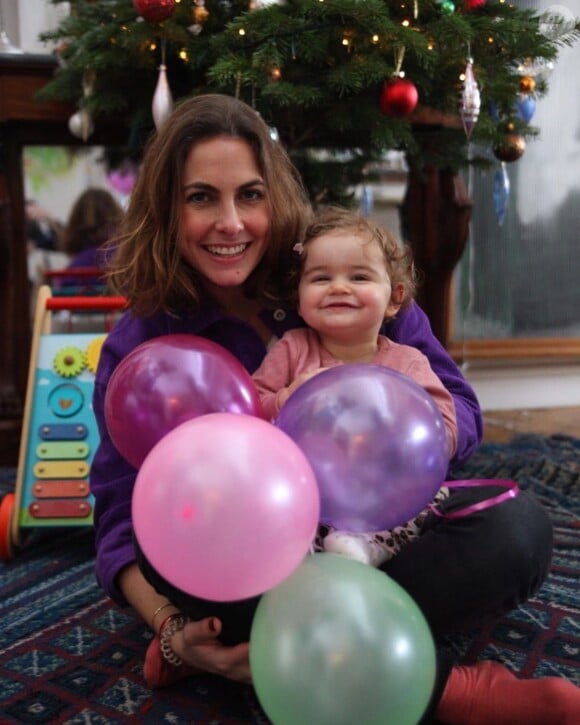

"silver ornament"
[460,60,480,140]
[152,64,173,129]
[68,110,94,141]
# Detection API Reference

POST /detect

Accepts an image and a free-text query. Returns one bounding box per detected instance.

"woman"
[90,94,575,722]
[53,187,122,293]
[62,187,122,269]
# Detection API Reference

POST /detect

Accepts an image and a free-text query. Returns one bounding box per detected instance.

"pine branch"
[36,0,580,194]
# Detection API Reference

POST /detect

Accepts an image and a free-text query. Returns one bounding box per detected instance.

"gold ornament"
[493,133,526,163]
[194,5,209,23]
[519,75,536,93]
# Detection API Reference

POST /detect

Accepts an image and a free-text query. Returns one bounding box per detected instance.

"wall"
[24,146,115,224]
[366,177,580,412]
[461,363,580,411]
[2,0,68,54]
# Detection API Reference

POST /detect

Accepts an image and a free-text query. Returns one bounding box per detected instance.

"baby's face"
[298,231,397,339]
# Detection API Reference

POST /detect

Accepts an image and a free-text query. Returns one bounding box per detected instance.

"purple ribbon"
[429,479,519,520]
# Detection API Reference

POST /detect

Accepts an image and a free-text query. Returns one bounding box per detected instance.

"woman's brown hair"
[107,94,311,316]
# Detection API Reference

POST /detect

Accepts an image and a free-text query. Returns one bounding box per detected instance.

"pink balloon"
[105,334,263,469]
[132,413,320,602]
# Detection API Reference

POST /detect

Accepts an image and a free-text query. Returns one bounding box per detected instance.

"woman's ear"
[385,283,406,318]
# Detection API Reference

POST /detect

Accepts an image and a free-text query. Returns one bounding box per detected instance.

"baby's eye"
[352,274,371,281]
[310,274,330,283]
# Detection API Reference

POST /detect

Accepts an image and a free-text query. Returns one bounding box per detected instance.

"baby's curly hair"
[289,205,418,309]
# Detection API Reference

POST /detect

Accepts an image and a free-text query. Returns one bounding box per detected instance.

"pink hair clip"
[293,242,305,255]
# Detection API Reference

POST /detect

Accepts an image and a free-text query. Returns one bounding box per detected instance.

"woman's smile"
[203,242,251,258]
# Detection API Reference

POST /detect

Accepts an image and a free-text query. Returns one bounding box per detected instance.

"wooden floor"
[483,406,580,443]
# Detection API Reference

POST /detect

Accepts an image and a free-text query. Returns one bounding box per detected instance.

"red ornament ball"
[133,0,177,23]
[380,78,419,118]
[465,0,485,10]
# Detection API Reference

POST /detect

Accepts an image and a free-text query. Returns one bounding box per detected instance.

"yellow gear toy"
[53,346,86,378]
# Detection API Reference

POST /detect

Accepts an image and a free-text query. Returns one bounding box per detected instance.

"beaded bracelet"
[159,613,189,666]
[151,602,173,631]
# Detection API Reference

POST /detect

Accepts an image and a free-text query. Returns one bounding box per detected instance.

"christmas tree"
[38,0,579,203]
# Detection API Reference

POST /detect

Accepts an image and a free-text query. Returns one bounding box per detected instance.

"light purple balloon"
[275,364,449,532]
[105,334,263,469]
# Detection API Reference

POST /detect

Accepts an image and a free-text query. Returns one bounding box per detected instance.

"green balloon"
[250,553,436,725]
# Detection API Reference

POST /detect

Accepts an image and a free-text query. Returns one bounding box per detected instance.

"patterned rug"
[0,433,578,723]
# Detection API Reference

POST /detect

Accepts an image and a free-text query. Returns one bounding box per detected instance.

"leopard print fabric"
[313,486,450,561]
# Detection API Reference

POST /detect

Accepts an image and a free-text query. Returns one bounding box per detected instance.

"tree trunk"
[400,166,473,346]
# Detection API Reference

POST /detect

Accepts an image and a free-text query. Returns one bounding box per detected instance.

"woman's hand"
[174,617,252,684]
[119,565,252,686]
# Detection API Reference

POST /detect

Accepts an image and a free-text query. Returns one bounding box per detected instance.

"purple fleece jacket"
[90,301,483,605]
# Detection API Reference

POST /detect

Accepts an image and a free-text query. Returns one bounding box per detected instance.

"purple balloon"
[105,334,263,469]
[275,365,449,532]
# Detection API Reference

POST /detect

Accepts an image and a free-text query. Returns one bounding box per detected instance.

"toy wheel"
[0,493,15,560]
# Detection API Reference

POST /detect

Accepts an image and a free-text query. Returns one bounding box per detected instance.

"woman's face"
[179,136,270,290]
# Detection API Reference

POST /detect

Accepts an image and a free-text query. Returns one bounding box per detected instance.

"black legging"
[137,484,553,720]
[390,485,553,722]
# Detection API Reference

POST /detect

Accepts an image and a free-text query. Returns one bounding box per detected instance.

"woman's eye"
[186,191,210,204]
[240,188,265,202]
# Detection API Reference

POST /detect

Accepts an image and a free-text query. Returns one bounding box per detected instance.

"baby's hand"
[293,367,328,389]
[278,367,329,408]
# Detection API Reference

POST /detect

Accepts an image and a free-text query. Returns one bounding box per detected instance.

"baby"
[253,206,456,566]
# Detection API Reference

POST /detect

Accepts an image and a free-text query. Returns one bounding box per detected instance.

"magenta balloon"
[105,334,263,468]
[132,413,320,602]
[275,364,449,532]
